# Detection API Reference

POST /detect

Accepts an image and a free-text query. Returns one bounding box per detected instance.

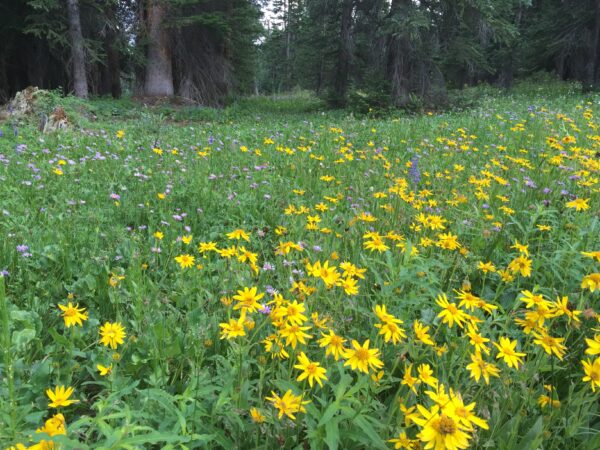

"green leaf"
[318,401,341,427]
[351,415,387,449]
[48,327,69,347]
[324,418,340,450]
[517,416,544,450]
[12,328,36,348]
[143,388,188,434]
[117,432,190,446]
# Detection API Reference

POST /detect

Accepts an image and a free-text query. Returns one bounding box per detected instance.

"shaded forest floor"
[1,77,591,133]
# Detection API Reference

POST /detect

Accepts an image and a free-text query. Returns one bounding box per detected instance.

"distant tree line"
[0,0,262,105]
[260,0,600,107]
[0,0,599,107]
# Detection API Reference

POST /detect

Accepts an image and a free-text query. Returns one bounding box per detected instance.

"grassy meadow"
[1,82,600,449]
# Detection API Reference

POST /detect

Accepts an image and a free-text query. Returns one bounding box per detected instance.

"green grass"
[1,82,599,449]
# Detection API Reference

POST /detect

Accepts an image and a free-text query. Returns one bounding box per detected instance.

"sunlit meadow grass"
[1,83,599,449]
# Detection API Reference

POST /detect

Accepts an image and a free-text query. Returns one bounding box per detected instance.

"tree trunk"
[104,1,121,98]
[66,0,88,98]
[144,0,174,97]
[284,0,293,90]
[333,0,353,106]
[316,56,324,95]
[497,54,514,89]
[497,3,523,90]
[315,11,326,95]
[386,0,411,107]
[583,1,600,92]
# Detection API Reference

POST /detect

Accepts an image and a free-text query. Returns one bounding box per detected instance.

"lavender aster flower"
[265,285,278,296]
[258,304,272,314]
[408,156,421,185]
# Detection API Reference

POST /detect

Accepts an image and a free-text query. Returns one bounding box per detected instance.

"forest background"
[1,0,600,111]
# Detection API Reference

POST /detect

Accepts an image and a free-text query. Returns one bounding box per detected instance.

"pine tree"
[66,0,88,98]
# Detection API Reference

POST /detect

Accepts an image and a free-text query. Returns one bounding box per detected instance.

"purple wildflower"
[259,304,272,314]
[409,156,421,185]
[265,285,278,296]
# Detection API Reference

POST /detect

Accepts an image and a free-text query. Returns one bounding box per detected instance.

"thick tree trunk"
[66,0,88,98]
[106,41,121,98]
[386,0,411,107]
[333,0,353,106]
[497,4,522,90]
[144,0,174,97]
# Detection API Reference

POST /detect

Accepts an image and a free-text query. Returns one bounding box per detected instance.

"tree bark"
[144,0,174,97]
[284,0,294,90]
[66,0,88,98]
[583,0,600,92]
[333,0,353,106]
[386,0,411,107]
[104,1,121,98]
